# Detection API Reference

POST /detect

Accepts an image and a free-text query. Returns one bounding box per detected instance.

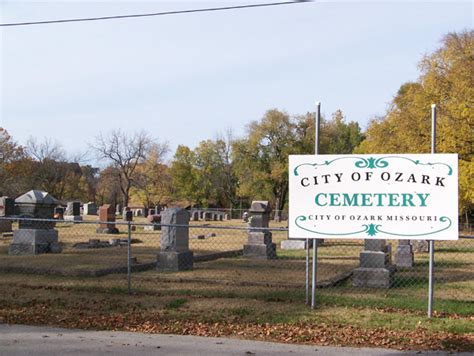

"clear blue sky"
[1,1,472,162]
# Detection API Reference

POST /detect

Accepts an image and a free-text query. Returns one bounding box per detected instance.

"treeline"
[0,30,472,220]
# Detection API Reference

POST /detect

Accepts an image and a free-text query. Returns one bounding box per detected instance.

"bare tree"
[26,137,65,163]
[90,130,154,207]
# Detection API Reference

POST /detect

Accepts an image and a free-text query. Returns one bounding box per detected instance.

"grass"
[165,298,188,309]
[0,217,473,346]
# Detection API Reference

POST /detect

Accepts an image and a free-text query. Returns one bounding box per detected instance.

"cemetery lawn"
[0,277,473,352]
[0,218,472,351]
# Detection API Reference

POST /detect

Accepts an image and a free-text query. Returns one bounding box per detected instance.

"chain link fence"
[0,216,472,312]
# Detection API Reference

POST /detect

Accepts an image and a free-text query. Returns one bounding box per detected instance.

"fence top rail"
[0,216,289,232]
[2,216,472,236]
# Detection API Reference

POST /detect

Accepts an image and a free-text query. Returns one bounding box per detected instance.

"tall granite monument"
[96,204,119,234]
[9,190,61,255]
[157,208,193,271]
[394,240,414,268]
[243,201,276,259]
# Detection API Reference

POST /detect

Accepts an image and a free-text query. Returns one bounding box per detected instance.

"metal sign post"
[306,240,310,305]
[311,101,321,309]
[428,104,436,318]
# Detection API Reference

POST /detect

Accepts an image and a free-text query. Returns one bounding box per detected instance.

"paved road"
[0,324,468,356]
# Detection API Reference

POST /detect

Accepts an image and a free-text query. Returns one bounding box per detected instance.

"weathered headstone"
[116,204,121,216]
[203,212,212,221]
[157,208,193,271]
[145,214,161,231]
[83,202,97,216]
[9,190,62,255]
[281,239,313,250]
[64,201,82,221]
[394,240,414,267]
[96,204,119,234]
[412,240,429,253]
[0,196,14,233]
[243,201,276,259]
[353,239,395,288]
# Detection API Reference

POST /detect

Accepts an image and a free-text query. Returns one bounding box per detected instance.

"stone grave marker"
[96,204,119,234]
[145,214,161,231]
[353,239,395,288]
[157,208,193,271]
[394,240,414,268]
[9,190,62,255]
[123,207,133,221]
[243,201,276,259]
[83,202,97,216]
[64,201,82,221]
[0,196,14,233]
[191,211,200,221]
[54,206,64,219]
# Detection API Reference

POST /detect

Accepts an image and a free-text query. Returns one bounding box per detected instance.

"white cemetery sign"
[289,154,458,240]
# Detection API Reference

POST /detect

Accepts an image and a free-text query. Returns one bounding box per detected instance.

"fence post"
[428,103,436,318]
[127,220,132,295]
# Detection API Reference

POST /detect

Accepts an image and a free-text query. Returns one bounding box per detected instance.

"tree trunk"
[274,196,282,222]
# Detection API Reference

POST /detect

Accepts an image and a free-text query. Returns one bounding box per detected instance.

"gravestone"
[64,201,82,221]
[281,239,313,250]
[145,214,161,231]
[54,206,64,219]
[203,212,212,221]
[413,240,429,253]
[353,239,395,288]
[243,201,276,259]
[9,190,61,255]
[96,204,119,234]
[0,196,14,233]
[83,202,97,216]
[157,208,193,271]
[116,204,121,216]
[191,211,200,221]
[394,240,414,268]
[123,207,133,222]
[155,205,162,214]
